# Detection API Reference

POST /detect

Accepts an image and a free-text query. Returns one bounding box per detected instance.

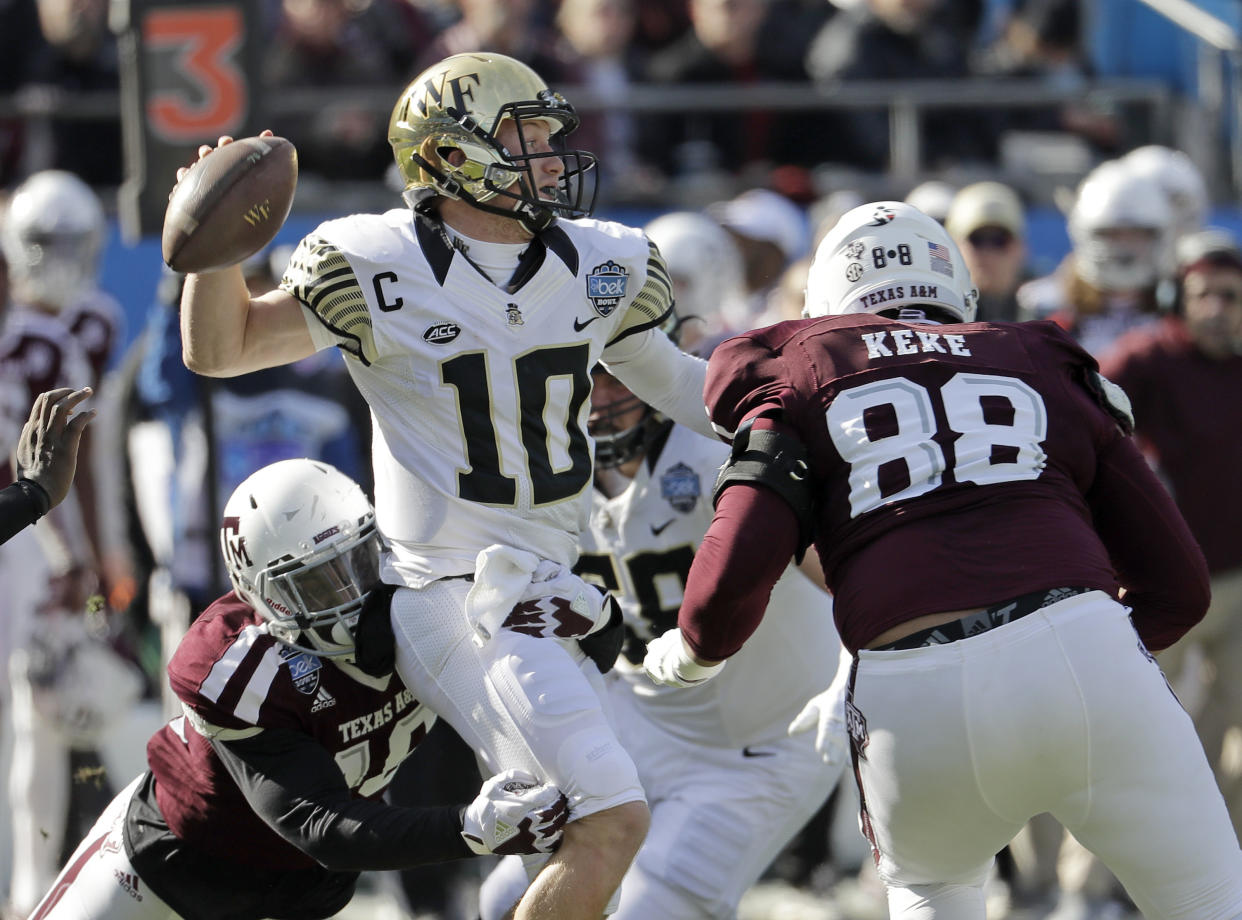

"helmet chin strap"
[406,153,556,235]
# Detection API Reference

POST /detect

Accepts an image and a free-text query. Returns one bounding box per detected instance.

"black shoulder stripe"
[542,224,579,276]
[414,210,455,286]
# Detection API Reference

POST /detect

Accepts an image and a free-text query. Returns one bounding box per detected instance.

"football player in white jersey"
[479,348,849,919]
[176,52,717,920]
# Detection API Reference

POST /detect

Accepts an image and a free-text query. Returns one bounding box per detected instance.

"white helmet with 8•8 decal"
[803,201,978,323]
[220,459,383,658]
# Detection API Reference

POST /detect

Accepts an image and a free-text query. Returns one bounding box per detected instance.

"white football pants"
[850,590,1242,920]
[26,775,178,920]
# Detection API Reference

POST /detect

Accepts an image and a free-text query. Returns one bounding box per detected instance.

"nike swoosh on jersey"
[650,519,675,536]
[742,746,776,758]
[573,315,601,331]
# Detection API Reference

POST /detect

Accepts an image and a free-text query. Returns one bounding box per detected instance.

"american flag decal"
[927,241,954,278]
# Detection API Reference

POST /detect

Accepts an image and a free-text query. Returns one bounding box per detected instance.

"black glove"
[578,597,624,674]
[353,584,398,677]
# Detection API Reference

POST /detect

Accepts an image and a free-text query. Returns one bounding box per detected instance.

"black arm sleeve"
[0,480,48,546]
[212,728,473,871]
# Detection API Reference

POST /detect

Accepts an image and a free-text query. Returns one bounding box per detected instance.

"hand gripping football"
[162,135,298,274]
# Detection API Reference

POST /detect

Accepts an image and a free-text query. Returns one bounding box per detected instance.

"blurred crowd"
[0,0,1141,201]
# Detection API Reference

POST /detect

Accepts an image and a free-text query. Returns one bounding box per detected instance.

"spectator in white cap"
[708,188,809,328]
[946,180,1029,321]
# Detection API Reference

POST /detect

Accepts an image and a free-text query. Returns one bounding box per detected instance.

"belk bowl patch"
[661,462,700,512]
[280,646,322,695]
[586,261,628,316]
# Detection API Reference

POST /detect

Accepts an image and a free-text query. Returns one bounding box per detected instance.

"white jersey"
[582,423,840,749]
[281,208,676,585]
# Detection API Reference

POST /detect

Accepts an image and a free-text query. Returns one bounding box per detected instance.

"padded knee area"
[557,726,642,807]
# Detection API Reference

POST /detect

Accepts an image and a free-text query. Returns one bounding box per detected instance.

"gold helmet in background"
[389,52,598,233]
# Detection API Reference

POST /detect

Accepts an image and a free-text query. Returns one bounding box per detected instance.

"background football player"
[645,200,1242,920]
[1016,158,1178,356]
[479,316,848,918]
[174,51,719,919]
[0,169,137,917]
[28,458,570,920]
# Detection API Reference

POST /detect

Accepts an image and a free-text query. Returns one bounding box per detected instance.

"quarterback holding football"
[173,52,718,919]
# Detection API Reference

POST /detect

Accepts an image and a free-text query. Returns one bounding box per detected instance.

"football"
[162,135,298,274]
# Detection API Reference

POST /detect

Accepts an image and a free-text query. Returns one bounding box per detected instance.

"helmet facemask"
[8,230,99,311]
[1068,160,1175,291]
[255,522,382,658]
[589,306,680,470]
[589,383,655,470]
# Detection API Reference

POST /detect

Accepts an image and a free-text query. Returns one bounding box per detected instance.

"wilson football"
[162,135,298,274]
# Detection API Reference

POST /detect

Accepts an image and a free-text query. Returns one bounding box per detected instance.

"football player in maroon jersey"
[28,459,569,920]
[644,201,1242,919]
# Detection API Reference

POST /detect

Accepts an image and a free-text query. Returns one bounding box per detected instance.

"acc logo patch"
[423,322,461,344]
[280,646,323,695]
[586,261,628,316]
[660,462,701,513]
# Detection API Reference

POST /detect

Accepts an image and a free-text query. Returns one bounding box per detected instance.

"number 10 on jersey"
[441,345,594,506]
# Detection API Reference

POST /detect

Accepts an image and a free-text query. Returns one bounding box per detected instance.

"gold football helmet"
[389,52,598,233]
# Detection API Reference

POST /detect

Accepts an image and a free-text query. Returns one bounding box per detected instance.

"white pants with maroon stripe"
[27,775,178,920]
[850,590,1242,920]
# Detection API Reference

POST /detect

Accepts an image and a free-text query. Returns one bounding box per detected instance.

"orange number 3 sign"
[145,7,248,142]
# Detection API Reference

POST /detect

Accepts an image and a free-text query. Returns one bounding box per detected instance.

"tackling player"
[645,201,1242,919]
[175,52,718,919]
[27,459,570,920]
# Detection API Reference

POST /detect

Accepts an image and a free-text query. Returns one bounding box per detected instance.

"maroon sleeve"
[704,331,790,438]
[1087,434,1209,652]
[678,482,800,661]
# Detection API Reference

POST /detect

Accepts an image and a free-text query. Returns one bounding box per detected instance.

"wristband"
[677,657,725,682]
[14,478,51,519]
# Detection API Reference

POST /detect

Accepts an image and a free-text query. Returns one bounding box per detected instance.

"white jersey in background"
[281,208,691,585]
[581,422,841,748]
[481,421,845,920]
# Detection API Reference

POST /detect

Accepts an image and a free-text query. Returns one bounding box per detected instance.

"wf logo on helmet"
[413,71,481,118]
[586,261,628,316]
